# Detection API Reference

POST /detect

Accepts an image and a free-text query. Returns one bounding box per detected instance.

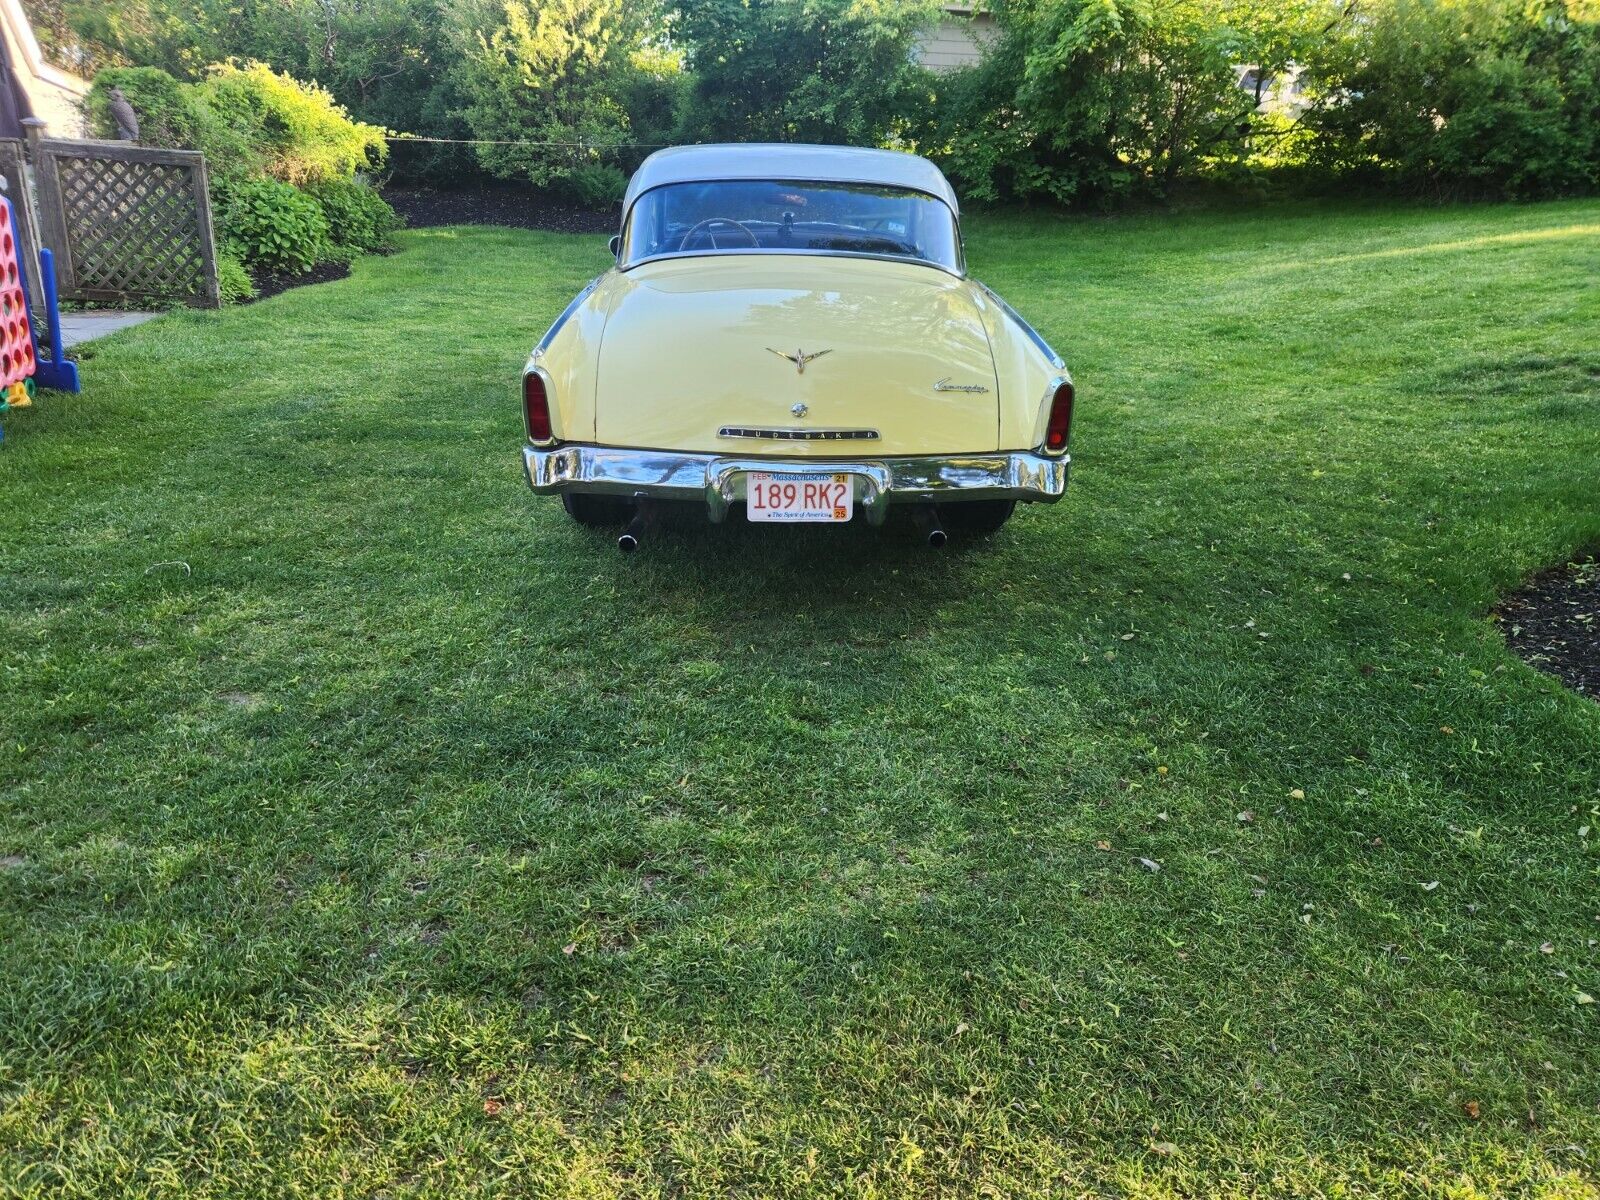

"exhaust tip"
[618,500,651,552]
[911,505,947,549]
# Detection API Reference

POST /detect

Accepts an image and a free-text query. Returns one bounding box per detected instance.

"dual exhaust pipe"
[617,501,652,553]
[616,500,947,552]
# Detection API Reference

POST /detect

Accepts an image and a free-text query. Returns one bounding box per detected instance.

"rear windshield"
[621,180,962,273]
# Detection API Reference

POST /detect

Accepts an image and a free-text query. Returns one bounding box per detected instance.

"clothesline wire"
[385,134,671,149]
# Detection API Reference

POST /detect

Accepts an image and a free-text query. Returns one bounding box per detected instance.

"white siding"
[0,0,87,136]
[916,9,995,74]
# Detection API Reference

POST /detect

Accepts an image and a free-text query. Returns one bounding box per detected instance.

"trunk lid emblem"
[768,347,832,374]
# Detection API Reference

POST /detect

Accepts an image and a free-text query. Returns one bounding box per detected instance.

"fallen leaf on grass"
[561,942,578,955]
[1540,942,1554,955]
[1094,840,1112,852]
[1135,857,1162,873]
[1421,881,1440,892]
[1237,810,1254,823]
[1577,992,1595,1005]
[954,1022,969,1037]
[1462,1100,1480,1120]
[483,1098,503,1117]
[1288,789,1305,801]
[1151,1141,1178,1157]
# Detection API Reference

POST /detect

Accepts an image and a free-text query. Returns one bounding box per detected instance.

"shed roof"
[623,144,959,216]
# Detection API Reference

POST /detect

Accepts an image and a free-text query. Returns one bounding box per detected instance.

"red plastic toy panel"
[0,204,34,389]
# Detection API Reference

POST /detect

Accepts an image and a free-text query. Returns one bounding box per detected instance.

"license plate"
[746,472,854,523]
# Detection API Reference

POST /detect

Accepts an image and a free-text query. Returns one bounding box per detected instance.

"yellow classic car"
[522,144,1074,549]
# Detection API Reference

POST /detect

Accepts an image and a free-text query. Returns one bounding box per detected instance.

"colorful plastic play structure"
[0,194,82,445]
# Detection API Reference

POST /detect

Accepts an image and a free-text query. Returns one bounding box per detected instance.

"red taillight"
[523,372,553,443]
[1044,381,1074,452]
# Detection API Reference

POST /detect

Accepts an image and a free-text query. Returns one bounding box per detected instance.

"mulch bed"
[245,259,353,304]
[383,186,615,234]
[1496,555,1600,700]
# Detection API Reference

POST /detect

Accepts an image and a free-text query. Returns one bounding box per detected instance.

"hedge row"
[88,62,401,300]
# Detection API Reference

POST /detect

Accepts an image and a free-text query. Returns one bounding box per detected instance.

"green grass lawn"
[1,199,1597,1198]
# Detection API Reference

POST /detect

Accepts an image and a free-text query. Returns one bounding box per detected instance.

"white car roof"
[623,144,960,217]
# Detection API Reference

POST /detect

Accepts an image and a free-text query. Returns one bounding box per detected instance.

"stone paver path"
[60,311,160,349]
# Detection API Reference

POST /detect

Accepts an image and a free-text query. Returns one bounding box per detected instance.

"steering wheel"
[678,217,761,252]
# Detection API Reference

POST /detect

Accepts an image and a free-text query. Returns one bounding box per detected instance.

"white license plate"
[746,472,854,523]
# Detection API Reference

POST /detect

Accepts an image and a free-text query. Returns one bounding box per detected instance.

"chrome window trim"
[622,177,957,233]
[618,178,966,277]
[532,277,599,359]
[978,281,1065,369]
[621,247,967,280]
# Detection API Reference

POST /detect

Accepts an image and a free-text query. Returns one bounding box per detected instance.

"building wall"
[0,0,87,137]
[917,7,996,73]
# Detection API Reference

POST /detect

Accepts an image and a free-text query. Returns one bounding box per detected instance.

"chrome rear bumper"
[523,444,1069,524]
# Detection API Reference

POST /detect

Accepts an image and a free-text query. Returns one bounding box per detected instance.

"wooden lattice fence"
[34,139,220,309]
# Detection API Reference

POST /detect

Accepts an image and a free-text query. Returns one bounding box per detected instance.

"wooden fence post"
[0,139,49,331]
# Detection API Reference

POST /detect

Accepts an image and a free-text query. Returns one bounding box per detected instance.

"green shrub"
[216,176,331,274]
[216,253,256,304]
[1298,0,1600,199]
[305,178,402,254]
[88,60,387,190]
[917,0,1330,207]
[561,163,626,209]
[86,66,258,177]
[198,61,387,187]
[86,67,201,146]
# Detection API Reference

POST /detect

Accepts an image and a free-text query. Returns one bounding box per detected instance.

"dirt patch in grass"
[1497,555,1600,700]
[383,186,614,234]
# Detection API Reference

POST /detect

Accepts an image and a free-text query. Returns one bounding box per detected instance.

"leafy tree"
[451,0,653,193]
[921,0,1339,205]
[1298,0,1600,198]
[223,0,474,182]
[674,0,941,145]
[22,0,225,77]
[451,0,668,195]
